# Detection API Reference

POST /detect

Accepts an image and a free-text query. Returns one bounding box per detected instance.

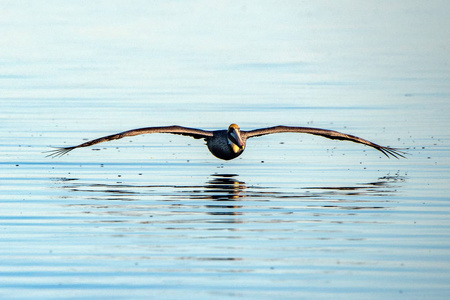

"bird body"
[206,126,246,160]
[46,123,405,160]
[206,130,239,160]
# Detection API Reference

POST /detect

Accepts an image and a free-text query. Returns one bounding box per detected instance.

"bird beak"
[229,128,245,150]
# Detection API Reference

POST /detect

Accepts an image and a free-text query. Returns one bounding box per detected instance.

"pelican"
[46,124,405,160]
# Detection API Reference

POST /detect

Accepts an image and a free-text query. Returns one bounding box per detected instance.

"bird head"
[227,124,245,152]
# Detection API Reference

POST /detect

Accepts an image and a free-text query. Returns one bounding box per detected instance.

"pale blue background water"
[1,1,450,299]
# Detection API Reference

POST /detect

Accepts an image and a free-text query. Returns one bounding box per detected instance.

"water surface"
[1,2,450,299]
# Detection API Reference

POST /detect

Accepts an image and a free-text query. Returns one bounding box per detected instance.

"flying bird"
[46,124,405,160]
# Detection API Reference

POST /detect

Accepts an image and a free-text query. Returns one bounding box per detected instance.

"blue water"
[1,2,450,299]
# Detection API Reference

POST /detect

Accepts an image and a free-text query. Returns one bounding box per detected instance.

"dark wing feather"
[242,126,406,159]
[46,126,214,158]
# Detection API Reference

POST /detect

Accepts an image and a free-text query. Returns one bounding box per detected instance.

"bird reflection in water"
[185,174,246,216]
[54,173,406,216]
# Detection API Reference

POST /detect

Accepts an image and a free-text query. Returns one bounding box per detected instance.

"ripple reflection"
[54,173,406,216]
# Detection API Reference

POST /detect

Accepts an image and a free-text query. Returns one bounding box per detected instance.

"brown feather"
[242,126,406,159]
[45,126,213,158]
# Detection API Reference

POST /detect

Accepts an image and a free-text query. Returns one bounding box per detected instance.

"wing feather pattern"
[242,126,405,159]
[46,126,213,158]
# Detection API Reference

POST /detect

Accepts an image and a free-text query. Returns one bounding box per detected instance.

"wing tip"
[378,146,408,159]
[44,147,76,158]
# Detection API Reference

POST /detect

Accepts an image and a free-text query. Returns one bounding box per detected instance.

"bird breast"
[206,130,244,160]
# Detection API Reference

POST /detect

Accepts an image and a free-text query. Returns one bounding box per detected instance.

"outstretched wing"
[46,126,214,158]
[242,126,406,159]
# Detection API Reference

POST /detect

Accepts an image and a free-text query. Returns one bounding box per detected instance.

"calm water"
[1,2,450,299]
